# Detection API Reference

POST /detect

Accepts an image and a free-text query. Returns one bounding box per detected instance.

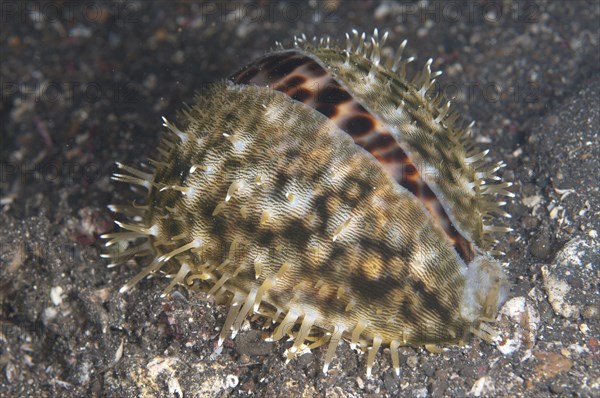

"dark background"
[1,1,598,396]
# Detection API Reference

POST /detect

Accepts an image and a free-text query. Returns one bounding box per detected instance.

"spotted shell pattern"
[102,30,512,377]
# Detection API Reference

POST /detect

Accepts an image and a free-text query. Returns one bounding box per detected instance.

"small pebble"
[406,355,418,369]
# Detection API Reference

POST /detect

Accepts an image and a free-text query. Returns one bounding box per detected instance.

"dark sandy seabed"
[0,1,598,397]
